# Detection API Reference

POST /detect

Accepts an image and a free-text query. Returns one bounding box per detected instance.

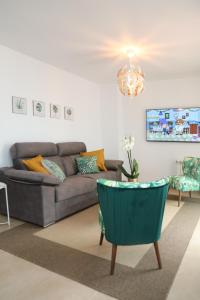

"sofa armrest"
[2,168,60,186]
[105,160,123,171]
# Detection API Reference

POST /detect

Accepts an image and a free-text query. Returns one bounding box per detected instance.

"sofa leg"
[99,232,104,245]
[43,221,55,228]
[178,191,181,207]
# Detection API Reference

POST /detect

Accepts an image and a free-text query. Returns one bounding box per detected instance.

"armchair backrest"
[97,178,169,246]
[182,157,200,181]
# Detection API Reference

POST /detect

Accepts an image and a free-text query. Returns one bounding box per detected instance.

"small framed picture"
[33,100,45,117]
[50,104,61,119]
[64,106,74,121]
[12,96,27,115]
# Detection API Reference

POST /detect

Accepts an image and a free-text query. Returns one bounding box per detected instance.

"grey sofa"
[0,142,122,227]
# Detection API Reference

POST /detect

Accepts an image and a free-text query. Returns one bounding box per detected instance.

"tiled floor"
[167,212,200,300]
[0,192,200,300]
[0,250,116,300]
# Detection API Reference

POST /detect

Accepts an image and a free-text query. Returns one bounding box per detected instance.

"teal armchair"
[170,157,200,206]
[97,178,169,275]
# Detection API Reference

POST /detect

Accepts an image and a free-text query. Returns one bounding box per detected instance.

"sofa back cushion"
[61,155,79,176]
[13,159,28,170]
[57,142,86,176]
[57,142,86,156]
[10,142,87,176]
[11,142,57,169]
[11,142,57,159]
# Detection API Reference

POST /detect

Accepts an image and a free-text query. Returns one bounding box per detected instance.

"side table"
[0,182,10,227]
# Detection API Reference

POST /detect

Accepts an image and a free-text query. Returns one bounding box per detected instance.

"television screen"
[146,107,200,142]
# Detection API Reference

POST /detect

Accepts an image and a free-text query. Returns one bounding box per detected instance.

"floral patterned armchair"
[170,157,200,206]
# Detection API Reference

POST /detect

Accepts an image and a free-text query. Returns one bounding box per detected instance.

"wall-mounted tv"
[146,107,200,142]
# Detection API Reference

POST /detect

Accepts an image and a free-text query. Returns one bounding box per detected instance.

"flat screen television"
[146,107,200,142]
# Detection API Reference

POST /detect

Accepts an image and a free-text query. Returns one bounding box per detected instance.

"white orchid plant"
[120,136,139,179]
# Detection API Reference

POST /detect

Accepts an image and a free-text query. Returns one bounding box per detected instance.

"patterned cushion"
[42,159,66,182]
[190,158,200,181]
[182,158,192,177]
[170,175,199,192]
[97,177,169,189]
[76,156,100,174]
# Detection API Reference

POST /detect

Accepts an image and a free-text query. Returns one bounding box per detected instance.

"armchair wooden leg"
[110,244,117,275]
[99,232,104,245]
[178,190,181,207]
[189,191,192,198]
[154,241,162,269]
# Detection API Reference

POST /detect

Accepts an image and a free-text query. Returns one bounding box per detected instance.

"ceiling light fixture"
[117,47,144,97]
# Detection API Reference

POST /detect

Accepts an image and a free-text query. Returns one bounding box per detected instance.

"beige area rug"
[0,198,200,300]
[35,200,182,269]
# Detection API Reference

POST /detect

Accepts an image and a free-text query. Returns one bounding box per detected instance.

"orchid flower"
[120,136,139,179]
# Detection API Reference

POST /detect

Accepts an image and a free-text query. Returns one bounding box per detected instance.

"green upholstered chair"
[97,178,169,275]
[170,157,200,206]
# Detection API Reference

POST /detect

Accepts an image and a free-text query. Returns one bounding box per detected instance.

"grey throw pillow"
[42,159,66,182]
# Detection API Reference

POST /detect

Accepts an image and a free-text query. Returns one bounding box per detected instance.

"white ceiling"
[0,0,200,83]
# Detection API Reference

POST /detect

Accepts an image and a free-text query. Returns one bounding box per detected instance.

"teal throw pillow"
[76,156,100,174]
[42,159,66,182]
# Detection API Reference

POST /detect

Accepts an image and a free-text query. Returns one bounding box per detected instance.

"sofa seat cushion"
[55,176,96,202]
[81,171,118,181]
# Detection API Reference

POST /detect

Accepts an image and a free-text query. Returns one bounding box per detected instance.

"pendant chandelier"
[117,49,144,97]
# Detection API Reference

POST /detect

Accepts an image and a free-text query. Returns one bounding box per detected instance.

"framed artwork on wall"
[33,100,45,117]
[50,104,61,119]
[12,96,27,115]
[64,106,74,121]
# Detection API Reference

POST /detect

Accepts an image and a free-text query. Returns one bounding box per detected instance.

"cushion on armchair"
[170,175,199,192]
[170,157,200,192]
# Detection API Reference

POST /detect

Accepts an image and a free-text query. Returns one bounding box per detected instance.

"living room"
[0,1,200,300]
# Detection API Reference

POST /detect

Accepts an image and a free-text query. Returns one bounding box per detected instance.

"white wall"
[99,85,120,159]
[100,78,200,181]
[0,45,103,167]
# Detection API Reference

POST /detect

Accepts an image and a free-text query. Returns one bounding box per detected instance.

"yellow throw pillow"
[22,155,50,175]
[80,149,107,171]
